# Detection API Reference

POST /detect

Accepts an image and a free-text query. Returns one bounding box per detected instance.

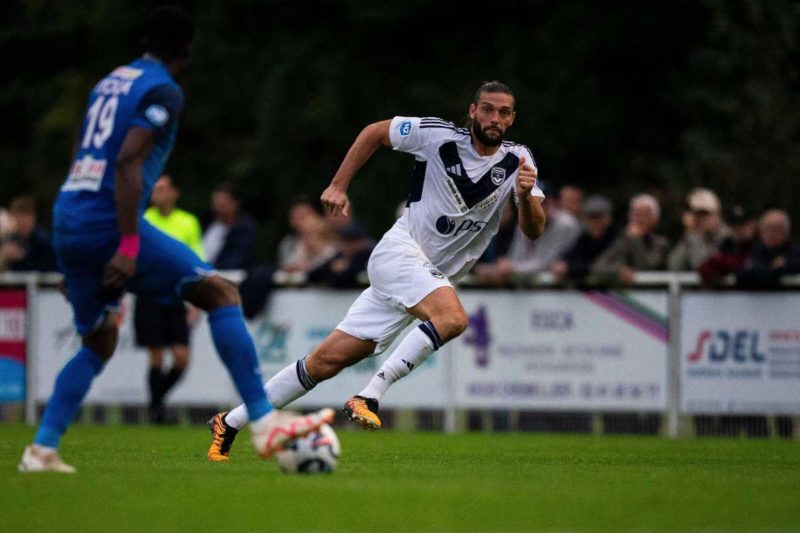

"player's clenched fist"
[321,185,350,217]
[516,156,537,196]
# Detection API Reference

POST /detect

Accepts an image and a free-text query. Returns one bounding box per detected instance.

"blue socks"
[34,306,270,449]
[35,347,105,448]
[208,305,271,421]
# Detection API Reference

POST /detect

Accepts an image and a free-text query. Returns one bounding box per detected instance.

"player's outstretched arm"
[516,157,546,240]
[321,120,392,217]
[102,127,155,290]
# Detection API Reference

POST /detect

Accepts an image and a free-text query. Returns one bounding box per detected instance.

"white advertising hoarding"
[681,292,800,414]
[34,291,237,405]
[34,288,669,411]
[452,290,669,410]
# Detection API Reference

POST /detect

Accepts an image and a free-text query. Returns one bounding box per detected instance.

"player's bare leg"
[19,312,119,473]
[208,329,375,461]
[350,287,468,429]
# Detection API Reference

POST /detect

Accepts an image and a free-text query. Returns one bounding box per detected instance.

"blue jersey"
[54,57,184,235]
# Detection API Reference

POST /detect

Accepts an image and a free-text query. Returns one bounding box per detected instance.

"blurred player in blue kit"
[19,6,332,473]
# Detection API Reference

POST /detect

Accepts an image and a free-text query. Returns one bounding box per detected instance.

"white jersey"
[383,116,544,279]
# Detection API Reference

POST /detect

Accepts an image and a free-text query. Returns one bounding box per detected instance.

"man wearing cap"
[698,204,757,285]
[668,188,731,271]
[550,195,617,283]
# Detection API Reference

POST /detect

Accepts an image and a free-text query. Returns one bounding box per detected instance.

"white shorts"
[336,234,453,354]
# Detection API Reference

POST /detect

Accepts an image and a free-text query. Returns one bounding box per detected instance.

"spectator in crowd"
[307,223,374,287]
[592,193,670,284]
[736,209,800,288]
[279,215,338,274]
[550,195,617,283]
[698,204,757,285]
[668,188,731,271]
[473,182,581,284]
[0,195,57,273]
[558,184,584,219]
[325,208,357,239]
[201,182,257,270]
[134,175,203,423]
[276,196,320,267]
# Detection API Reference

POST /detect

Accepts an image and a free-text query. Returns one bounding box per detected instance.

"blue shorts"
[54,219,214,336]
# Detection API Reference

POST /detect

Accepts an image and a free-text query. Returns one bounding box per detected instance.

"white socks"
[225,321,444,429]
[224,357,317,430]
[357,321,441,402]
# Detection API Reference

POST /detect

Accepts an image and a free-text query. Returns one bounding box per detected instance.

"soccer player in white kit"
[207,81,545,461]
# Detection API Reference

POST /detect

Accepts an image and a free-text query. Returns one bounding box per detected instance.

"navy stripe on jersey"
[421,117,452,125]
[420,123,471,136]
[438,141,520,208]
[406,160,427,206]
[419,124,470,135]
[421,118,470,134]
[502,142,536,166]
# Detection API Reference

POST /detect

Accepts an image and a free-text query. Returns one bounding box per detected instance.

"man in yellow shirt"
[134,174,203,423]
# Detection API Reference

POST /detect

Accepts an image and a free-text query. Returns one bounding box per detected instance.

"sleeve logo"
[145,104,170,127]
[399,121,412,136]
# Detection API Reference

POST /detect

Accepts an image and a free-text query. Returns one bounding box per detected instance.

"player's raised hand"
[321,184,350,217]
[102,253,136,291]
[516,157,538,196]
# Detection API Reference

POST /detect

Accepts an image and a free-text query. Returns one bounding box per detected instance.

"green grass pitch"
[1,424,799,532]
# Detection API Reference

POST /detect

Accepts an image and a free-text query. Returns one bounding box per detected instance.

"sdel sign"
[688,330,765,364]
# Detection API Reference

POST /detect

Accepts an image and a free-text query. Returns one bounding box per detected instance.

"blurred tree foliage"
[1,0,798,259]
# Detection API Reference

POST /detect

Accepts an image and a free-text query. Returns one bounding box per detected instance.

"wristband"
[118,234,141,259]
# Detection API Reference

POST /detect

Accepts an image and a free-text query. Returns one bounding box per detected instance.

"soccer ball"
[275,423,340,474]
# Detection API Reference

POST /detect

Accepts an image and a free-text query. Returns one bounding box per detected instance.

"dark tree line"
[2,0,798,260]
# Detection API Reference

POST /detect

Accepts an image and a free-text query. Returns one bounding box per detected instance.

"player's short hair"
[144,5,194,60]
[473,81,515,105]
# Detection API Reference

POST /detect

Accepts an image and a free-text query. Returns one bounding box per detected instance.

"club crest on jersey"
[490,166,507,185]
[429,268,445,279]
[399,121,412,136]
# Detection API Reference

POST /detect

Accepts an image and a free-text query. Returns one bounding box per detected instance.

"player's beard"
[471,121,504,147]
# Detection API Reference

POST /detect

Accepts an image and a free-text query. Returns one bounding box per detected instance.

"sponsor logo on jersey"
[473,191,499,212]
[444,178,469,213]
[111,66,144,80]
[62,155,107,192]
[490,166,507,185]
[145,104,170,128]
[436,215,487,236]
[446,163,463,177]
[399,121,412,136]
[436,216,457,235]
